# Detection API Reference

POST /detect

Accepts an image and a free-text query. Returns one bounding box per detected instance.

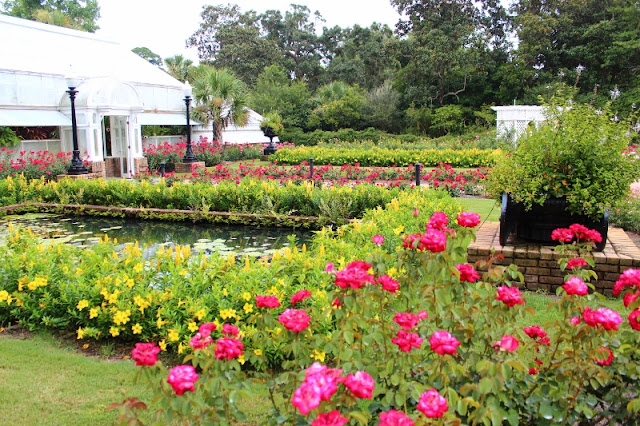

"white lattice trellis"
[491,106,545,144]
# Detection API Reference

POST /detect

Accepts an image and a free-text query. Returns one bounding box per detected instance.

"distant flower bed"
[0,147,74,180]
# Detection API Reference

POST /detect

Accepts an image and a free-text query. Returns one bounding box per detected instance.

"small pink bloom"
[613,268,640,296]
[311,410,348,426]
[523,325,547,339]
[291,382,321,415]
[629,309,640,331]
[189,333,213,350]
[379,410,415,426]
[551,228,574,242]
[344,371,375,399]
[214,337,244,360]
[222,323,239,336]
[567,258,588,269]
[198,322,216,337]
[393,312,423,330]
[494,335,519,352]
[569,223,590,240]
[131,342,161,366]
[495,286,524,307]
[325,262,335,273]
[418,229,447,252]
[335,261,375,289]
[456,211,481,228]
[278,308,311,332]
[563,276,588,296]
[372,234,385,245]
[582,307,622,331]
[413,208,419,217]
[167,365,199,395]
[429,330,460,355]
[291,289,312,306]
[456,263,480,282]
[570,316,581,325]
[594,347,613,366]
[377,275,400,293]
[391,330,423,352]
[256,295,281,309]
[427,212,449,230]
[417,389,448,418]
[623,291,640,308]
[331,298,341,308]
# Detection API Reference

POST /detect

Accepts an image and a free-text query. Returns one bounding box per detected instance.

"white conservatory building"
[491,105,545,144]
[0,14,189,178]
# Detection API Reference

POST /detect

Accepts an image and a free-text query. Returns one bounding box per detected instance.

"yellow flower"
[126,279,135,288]
[393,225,405,235]
[109,326,120,337]
[27,277,47,291]
[89,307,99,319]
[158,340,167,351]
[156,317,167,328]
[132,323,142,334]
[238,354,245,365]
[178,343,186,354]
[254,349,263,356]
[243,303,253,314]
[188,321,198,332]
[242,292,251,301]
[195,309,206,321]
[133,263,143,274]
[387,267,398,278]
[112,309,131,326]
[76,299,89,311]
[76,327,85,340]
[0,290,9,302]
[222,288,228,297]
[311,350,326,363]
[219,308,237,320]
[168,329,180,341]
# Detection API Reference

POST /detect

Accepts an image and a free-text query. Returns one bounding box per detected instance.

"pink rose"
[594,347,613,366]
[291,289,312,307]
[198,322,217,337]
[623,291,640,308]
[413,208,419,217]
[189,333,213,350]
[455,263,480,283]
[570,316,581,325]
[567,258,588,269]
[167,365,198,395]
[391,330,424,352]
[613,268,640,296]
[402,233,421,249]
[563,276,588,296]
[325,262,335,273]
[495,285,524,307]
[344,371,375,399]
[569,223,590,239]
[222,323,239,336]
[523,325,547,339]
[379,410,415,426]
[393,312,424,330]
[291,382,321,415]
[377,275,400,293]
[214,337,244,360]
[582,307,622,331]
[278,308,311,332]
[335,261,375,289]
[372,234,385,245]
[494,334,519,352]
[256,295,281,309]
[429,330,460,355]
[456,211,481,228]
[131,342,160,366]
[551,228,573,242]
[629,309,640,331]
[418,229,447,252]
[311,410,348,426]
[427,212,449,230]
[417,389,448,418]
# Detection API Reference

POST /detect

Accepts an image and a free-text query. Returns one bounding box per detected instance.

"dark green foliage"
[2,0,100,32]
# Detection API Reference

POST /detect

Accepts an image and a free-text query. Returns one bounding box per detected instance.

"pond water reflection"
[0,213,312,257]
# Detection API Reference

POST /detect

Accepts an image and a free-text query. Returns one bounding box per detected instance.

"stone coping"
[467,222,640,294]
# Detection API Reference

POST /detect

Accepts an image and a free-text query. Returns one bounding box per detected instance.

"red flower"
[402,233,421,249]
[594,347,614,366]
[528,368,539,375]
[427,212,449,230]
[623,291,640,308]
[582,307,622,331]
[570,316,581,325]
[494,334,519,352]
[495,285,524,307]
[377,275,400,293]
[523,325,547,339]
[189,333,213,350]
[567,258,588,269]
[569,223,590,240]
[167,365,198,395]
[628,309,640,331]
[344,371,375,399]
[222,323,239,336]
[291,382,321,415]
[412,208,419,217]
[311,411,348,426]
[417,389,448,418]
[456,211,481,228]
[551,228,573,242]
[393,312,426,330]
[131,342,160,366]
[256,295,281,308]
[429,330,460,355]
[455,263,480,282]
[291,289,312,307]
[335,261,375,289]
[391,330,424,352]
[214,337,244,360]
[198,322,216,337]
[418,229,447,252]
[613,268,640,296]
[563,276,588,296]
[278,308,311,332]
[379,410,415,426]
[372,234,385,245]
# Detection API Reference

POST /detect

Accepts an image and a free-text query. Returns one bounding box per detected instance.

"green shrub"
[611,194,640,233]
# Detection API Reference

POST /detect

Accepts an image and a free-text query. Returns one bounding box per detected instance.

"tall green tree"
[132,47,163,67]
[1,0,100,32]
[309,82,365,130]
[190,65,249,143]
[164,54,193,83]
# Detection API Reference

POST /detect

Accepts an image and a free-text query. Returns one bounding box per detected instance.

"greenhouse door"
[103,116,134,178]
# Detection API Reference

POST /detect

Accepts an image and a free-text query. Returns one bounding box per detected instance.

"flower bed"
[271,145,503,167]
[0,148,73,180]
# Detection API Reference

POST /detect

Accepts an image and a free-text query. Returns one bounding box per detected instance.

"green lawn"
[456,197,500,222]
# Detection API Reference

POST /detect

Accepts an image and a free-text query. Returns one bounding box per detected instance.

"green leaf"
[539,403,553,420]
[348,410,369,425]
[479,377,493,394]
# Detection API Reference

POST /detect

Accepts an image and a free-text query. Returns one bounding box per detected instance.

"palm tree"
[190,65,249,143]
[164,54,193,83]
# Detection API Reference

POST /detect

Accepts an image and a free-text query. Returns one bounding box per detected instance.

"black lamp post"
[65,76,89,175]
[182,81,197,163]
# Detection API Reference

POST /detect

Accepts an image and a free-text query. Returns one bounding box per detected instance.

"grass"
[456,197,500,222]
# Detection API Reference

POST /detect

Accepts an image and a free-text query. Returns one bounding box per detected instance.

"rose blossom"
[418,229,447,252]
[569,223,590,240]
[417,389,448,418]
[494,335,519,352]
[629,309,640,331]
[335,261,375,289]
[429,330,461,355]
[413,208,419,217]
[214,337,244,360]
[131,342,161,366]
[377,275,400,293]
[427,212,449,230]
[523,325,547,339]
[198,322,216,337]
[344,371,375,399]
[372,234,385,245]
[551,228,573,242]
[379,410,414,426]
[325,262,335,273]
[570,316,581,325]
[563,276,589,296]
[623,291,640,308]
[291,382,321,415]
[311,411,348,426]
[222,323,239,336]
[167,365,199,395]
[278,308,311,332]
[391,330,423,352]
[613,268,640,296]
[594,347,614,366]
[393,312,425,330]
[291,289,312,306]
[582,307,622,331]
[456,263,480,283]
[495,285,524,307]
[402,233,421,249]
[189,332,213,350]
[567,258,588,269]
[456,211,481,228]
[256,295,281,309]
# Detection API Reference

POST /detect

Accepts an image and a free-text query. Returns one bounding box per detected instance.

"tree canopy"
[1,0,100,32]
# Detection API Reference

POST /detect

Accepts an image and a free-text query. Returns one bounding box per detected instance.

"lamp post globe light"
[182,81,196,163]
[65,74,89,175]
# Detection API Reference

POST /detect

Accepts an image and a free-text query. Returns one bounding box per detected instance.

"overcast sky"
[96,1,402,63]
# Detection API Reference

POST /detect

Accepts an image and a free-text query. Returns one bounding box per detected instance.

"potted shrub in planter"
[487,89,640,251]
[260,111,284,155]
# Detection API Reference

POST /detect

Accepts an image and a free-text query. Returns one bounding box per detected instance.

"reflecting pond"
[0,213,312,257]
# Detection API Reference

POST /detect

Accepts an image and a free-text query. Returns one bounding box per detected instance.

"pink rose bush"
[563,276,589,296]
[167,365,198,395]
[429,330,460,355]
[417,389,448,418]
[131,342,160,366]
